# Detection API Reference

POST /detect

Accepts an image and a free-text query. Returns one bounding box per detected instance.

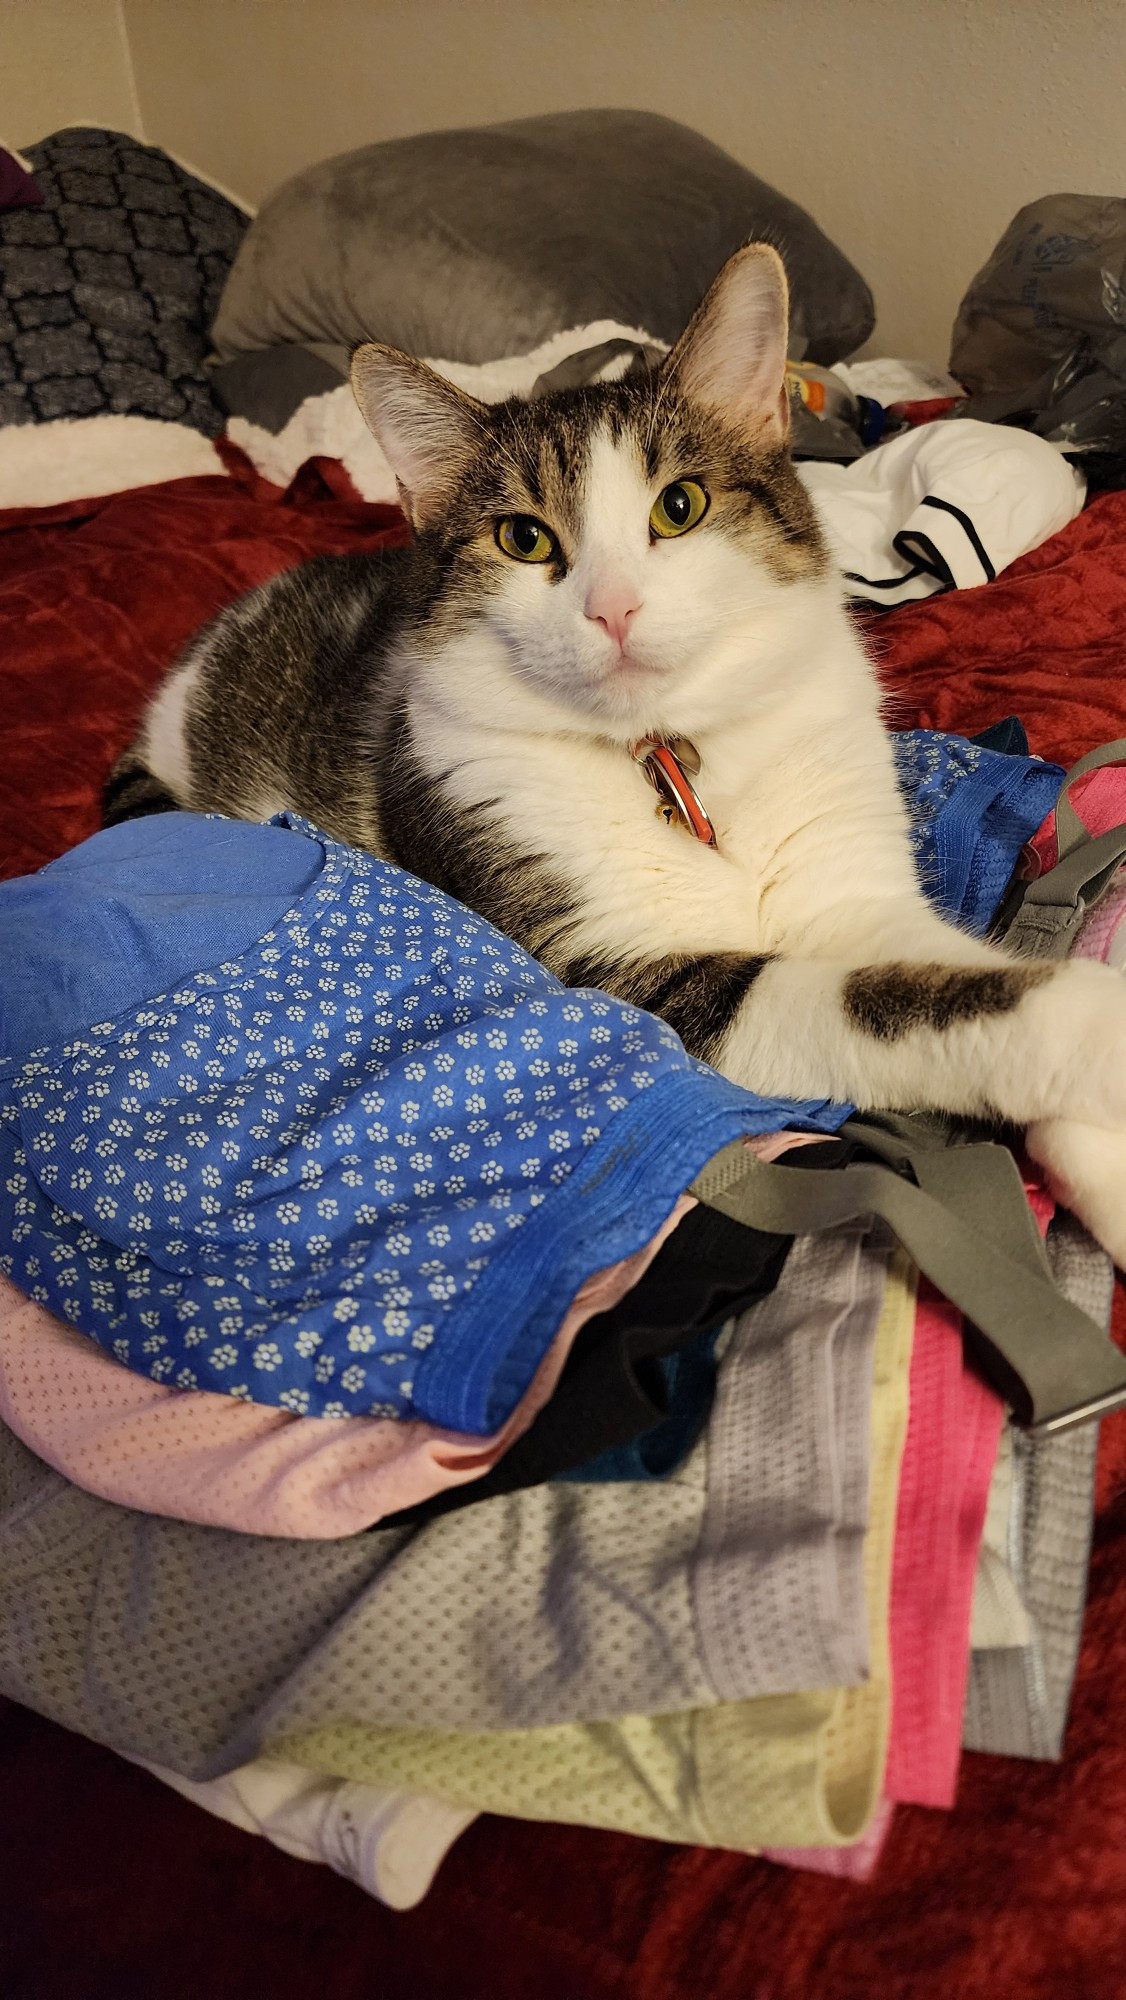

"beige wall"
[6,0,1126,363]
[0,0,141,147]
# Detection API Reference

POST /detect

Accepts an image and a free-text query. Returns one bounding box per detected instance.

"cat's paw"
[1026,1116,1126,1270]
[1018,959,1126,1129]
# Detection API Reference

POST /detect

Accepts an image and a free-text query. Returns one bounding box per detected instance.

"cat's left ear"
[351,344,487,527]
[665,243,790,446]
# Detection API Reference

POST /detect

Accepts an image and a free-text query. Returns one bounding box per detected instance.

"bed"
[4,119,1126,2000]
[1,432,1124,2000]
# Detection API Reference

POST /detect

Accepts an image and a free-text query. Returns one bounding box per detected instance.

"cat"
[103,244,1126,1265]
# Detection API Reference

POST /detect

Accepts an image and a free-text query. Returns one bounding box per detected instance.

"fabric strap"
[1004,737,1126,957]
[690,1124,1126,1432]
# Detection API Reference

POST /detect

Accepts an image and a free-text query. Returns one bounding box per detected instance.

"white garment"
[797,420,1086,607]
[131,1756,477,1910]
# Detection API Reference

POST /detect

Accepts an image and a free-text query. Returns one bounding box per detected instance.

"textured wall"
[0,0,141,150]
[6,0,1126,362]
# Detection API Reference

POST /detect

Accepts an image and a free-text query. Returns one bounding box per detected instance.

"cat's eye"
[496,515,556,563]
[649,480,709,540]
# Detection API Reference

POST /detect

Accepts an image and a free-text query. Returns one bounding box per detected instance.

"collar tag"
[630,736,717,847]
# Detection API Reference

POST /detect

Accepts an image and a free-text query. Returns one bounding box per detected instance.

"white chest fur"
[407,623,923,970]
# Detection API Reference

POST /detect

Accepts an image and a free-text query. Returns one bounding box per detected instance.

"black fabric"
[209,344,347,432]
[0,127,247,433]
[970,716,1031,758]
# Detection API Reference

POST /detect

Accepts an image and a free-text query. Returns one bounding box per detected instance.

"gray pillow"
[210,109,874,429]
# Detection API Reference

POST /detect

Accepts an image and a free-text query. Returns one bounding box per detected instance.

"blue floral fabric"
[0,813,845,1433]
[0,729,1064,1432]
[893,728,1064,933]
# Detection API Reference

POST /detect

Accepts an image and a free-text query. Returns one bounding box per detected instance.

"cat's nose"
[584,585,641,650]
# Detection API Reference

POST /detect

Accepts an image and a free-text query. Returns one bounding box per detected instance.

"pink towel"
[0,1197,692,1537]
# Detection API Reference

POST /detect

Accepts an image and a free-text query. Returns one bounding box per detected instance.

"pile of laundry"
[1,728,1124,1909]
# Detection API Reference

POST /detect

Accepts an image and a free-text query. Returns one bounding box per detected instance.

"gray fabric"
[0,1223,890,1780]
[963,1211,1111,1759]
[969,1425,1033,1649]
[210,109,875,425]
[694,1223,884,1700]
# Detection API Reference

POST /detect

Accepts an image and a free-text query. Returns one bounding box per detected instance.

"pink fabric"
[767,1799,897,1883]
[0,1197,692,1537]
[883,1282,1005,1810]
[743,1131,836,1163]
[1026,763,1126,875]
[1075,874,1126,963]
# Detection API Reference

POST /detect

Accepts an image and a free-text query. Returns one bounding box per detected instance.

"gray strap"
[841,1114,1055,1283]
[1006,738,1126,959]
[690,1141,1126,1433]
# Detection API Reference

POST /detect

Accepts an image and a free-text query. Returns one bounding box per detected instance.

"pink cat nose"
[584,585,641,650]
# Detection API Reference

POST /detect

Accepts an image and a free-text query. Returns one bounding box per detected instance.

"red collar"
[630,736,716,847]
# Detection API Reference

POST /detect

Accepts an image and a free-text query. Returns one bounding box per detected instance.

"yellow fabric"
[278,1252,917,1853]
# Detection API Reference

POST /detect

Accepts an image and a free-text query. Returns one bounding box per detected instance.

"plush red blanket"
[2,455,1126,2000]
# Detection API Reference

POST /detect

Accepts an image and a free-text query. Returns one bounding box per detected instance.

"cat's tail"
[102,749,181,828]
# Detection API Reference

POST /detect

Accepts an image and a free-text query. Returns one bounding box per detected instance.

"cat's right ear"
[350,345,487,528]
[664,243,791,446]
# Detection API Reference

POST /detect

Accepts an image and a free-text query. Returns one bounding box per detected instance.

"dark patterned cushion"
[0,127,248,434]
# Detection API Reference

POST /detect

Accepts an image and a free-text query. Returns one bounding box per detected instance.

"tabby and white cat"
[104,246,1126,1263]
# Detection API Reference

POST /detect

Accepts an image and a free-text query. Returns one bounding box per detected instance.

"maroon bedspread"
[2,458,1126,2000]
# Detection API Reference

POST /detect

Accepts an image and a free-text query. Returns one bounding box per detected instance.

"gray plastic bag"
[950,195,1126,463]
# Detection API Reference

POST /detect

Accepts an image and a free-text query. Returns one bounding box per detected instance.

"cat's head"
[351,244,831,739]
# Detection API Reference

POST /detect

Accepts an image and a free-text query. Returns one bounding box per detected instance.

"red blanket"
[2,455,1126,2000]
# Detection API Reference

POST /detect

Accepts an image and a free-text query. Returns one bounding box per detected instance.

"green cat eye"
[496,515,556,563]
[649,480,709,539]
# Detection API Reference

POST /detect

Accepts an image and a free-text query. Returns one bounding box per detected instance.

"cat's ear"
[350,344,487,527]
[665,243,790,445]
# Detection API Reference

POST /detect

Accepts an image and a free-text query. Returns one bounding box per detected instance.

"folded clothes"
[963,1211,1112,1760]
[0,1199,689,1537]
[273,1254,916,1855]
[0,811,846,1428]
[0,1221,896,1768]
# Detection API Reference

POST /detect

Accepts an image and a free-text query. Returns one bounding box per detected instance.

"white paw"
[1026,1116,1126,1271]
[1019,960,1126,1129]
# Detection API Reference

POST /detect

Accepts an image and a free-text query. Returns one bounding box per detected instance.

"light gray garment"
[0,1225,889,1780]
[963,1212,1111,1759]
[969,1425,1033,1650]
[694,1222,884,1699]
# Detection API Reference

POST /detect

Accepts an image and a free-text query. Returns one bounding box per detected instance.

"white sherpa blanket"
[0,322,664,511]
[227,320,666,503]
